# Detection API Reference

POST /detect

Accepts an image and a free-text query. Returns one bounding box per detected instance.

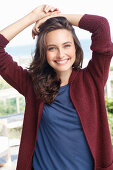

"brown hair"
[28,16,83,104]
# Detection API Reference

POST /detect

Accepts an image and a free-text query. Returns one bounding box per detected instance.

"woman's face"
[46,29,76,74]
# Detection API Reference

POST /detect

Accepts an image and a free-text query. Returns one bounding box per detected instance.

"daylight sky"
[0,0,113,47]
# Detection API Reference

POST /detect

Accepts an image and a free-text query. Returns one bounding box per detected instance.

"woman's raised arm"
[32,13,83,37]
[0,5,60,41]
[60,14,83,27]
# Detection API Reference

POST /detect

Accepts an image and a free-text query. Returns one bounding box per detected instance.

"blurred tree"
[0,76,11,89]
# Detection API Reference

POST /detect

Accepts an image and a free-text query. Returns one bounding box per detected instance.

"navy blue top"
[32,84,94,170]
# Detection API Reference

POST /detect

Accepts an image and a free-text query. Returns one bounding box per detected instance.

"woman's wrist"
[0,4,61,41]
[0,13,38,41]
[29,11,42,23]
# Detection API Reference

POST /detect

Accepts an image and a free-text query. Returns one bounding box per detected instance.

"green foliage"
[0,76,25,115]
[0,76,11,89]
[0,96,25,116]
[0,98,16,116]
[105,97,113,114]
[105,97,113,145]
[110,67,113,71]
[9,127,22,139]
[19,96,25,112]
[107,113,113,146]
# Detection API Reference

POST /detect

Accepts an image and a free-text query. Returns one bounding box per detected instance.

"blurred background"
[0,0,113,169]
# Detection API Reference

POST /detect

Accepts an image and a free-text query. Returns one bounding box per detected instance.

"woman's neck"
[57,69,72,87]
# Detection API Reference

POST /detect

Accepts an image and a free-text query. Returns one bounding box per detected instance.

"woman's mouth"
[55,58,70,65]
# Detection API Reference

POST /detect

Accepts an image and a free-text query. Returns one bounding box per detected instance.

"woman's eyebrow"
[47,44,56,47]
[47,41,72,47]
[63,41,72,44]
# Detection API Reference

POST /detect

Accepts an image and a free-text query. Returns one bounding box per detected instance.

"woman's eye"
[64,44,71,48]
[48,47,55,51]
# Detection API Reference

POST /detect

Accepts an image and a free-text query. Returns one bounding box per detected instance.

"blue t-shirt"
[32,84,94,170]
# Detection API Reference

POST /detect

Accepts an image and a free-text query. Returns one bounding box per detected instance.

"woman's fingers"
[32,12,59,39]
[32,4,60,22]
[44,5,60,13]
[36,11,60,28]
[32,5,61,39]
[32,27,40,39]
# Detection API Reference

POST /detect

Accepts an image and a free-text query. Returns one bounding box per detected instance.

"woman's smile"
[46,29,76,74]
[54,58,70,65]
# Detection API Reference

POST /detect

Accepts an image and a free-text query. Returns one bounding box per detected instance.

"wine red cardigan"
[0,14,113,170]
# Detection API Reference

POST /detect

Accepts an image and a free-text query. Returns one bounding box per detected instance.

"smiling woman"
[46,29,76,74]
[0,3,113,170]
[28,17,83,103]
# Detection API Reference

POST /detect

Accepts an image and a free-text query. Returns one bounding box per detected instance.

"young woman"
[0,4,113,170]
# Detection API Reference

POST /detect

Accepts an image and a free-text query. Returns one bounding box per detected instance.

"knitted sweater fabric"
[0,14,113,170]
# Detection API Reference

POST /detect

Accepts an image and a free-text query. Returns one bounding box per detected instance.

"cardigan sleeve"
[0,34,31,97]
[79,14,113,85]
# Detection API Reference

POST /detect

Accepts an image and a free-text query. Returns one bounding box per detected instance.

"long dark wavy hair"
[28,16,83,104]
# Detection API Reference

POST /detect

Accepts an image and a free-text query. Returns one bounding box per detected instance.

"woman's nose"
[57,48,65,59]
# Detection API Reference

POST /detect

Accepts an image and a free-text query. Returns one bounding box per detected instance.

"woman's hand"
[32,13,59,39]
[0,4,60,41]
[32,5,60,39]
[32,5,60,18]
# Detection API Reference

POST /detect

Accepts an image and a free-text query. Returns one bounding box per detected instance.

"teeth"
[56,59,68,64]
